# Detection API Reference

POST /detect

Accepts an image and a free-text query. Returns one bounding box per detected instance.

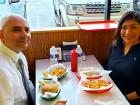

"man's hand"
[52,99,67,105]
[127,91,140,101]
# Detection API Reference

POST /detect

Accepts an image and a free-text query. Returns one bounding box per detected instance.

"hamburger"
[41,82,59,94]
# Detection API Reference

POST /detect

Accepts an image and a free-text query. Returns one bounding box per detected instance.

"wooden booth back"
[23,28,115,83]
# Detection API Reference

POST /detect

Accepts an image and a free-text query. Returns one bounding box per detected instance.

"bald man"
[0,14,34,105]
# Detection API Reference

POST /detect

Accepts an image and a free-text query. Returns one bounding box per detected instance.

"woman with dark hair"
[108,11,140,105]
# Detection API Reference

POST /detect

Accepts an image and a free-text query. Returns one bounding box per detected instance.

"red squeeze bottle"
[71,49,78,72]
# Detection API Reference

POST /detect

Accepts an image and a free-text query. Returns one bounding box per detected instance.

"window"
[135,0,140,11]
[9,0,20,4]
[0,0,139,29]
[0,0,5,4]
[110,0,134,21]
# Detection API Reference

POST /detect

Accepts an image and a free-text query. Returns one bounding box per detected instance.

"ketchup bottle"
[71,49,78,72]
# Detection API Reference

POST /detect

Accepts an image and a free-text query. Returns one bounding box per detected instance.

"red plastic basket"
[81,80,113,93]
[84,83,113,93]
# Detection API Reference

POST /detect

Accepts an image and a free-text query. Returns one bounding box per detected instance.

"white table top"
[36,55,130,105]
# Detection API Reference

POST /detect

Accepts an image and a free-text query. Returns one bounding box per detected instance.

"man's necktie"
[18,58,34,105]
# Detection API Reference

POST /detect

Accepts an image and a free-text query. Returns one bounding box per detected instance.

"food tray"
[42,63,68,80]
[80,78,113,93]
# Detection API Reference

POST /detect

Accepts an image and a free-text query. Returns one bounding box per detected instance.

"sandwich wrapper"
[42,91,58,98]
[39,76,61,100]
[78,67,112,79]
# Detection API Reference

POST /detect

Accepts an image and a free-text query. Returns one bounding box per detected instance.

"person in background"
[0,14,34,105]
[107,11,140,105]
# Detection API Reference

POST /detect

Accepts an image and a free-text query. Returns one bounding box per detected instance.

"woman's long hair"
[114,11,140,48]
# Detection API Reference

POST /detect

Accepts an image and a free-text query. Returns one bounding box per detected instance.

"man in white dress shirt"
[0,14,34,105]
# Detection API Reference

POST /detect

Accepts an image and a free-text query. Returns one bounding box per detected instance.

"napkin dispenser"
[61,45,77,62]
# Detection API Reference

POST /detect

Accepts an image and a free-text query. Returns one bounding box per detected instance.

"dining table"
[36,55,130,105]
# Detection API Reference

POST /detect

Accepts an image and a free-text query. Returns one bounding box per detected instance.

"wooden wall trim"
[31,26,79,33]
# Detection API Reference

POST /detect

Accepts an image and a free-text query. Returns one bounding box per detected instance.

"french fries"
[43,68,66,77]
[82,79,109,89]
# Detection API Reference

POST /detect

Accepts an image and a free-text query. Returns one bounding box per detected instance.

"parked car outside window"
[53,0,134,27]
